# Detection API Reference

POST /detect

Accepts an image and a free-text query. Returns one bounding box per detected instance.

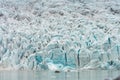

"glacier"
[0,0,120,71]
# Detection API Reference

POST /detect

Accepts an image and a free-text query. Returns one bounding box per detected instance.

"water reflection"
[77,71,80,80]
[0,70,120,80]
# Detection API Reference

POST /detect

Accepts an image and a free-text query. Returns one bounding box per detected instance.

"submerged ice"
[0,0,120,71]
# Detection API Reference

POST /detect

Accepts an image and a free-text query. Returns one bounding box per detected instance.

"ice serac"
[0,0,120,71]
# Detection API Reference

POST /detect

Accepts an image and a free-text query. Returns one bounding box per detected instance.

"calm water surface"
[0,70,120,80]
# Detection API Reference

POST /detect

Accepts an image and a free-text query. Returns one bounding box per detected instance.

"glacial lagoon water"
[0,70,120,80]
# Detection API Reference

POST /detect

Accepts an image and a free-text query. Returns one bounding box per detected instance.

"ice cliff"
[0,0,120,71]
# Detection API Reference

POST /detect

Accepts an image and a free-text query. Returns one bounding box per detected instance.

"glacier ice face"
[0,0,120,71]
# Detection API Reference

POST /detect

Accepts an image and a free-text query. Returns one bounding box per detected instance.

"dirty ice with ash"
[0,0,120,71]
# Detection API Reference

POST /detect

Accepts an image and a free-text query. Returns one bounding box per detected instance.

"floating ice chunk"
[63,66,75,72]
[47,63,63,71]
